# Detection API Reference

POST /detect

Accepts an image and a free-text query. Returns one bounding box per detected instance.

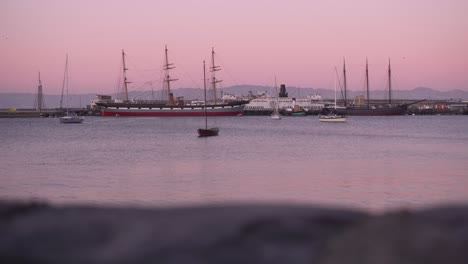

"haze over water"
[1,116,467,212]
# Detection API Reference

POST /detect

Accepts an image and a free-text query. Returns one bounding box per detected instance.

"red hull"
[101,111,243,117]
[198,128,219,137]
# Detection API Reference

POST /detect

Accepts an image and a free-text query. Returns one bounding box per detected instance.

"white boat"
[319,72,346,123]
[319,113,346,122]
[271,77,281,120]
[271,110,281,120]
[59,54,84,124]
[60,114,84,124]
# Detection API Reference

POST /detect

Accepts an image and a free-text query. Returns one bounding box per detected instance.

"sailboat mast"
[334,75,337,110]
[65,54,69,114]
[203,60,208,130]
[366,58,370,109]
[164,45,178,106]
[388,58,392,104]
[60,58,66,109]
[37,71,44,112]
[122,50,130,101]
[343,58,347,107]
[275,76,279,110]
[210,47,222,104]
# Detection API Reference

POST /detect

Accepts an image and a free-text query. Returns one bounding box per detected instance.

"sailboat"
[59,54,84,124]
[271,77,281,120]
[198,60,219,137]
[319,71,346,122]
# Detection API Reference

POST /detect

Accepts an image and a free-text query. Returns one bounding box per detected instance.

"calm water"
[1,115,467,211]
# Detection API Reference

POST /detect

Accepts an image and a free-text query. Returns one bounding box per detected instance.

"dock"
[0,108,97,118]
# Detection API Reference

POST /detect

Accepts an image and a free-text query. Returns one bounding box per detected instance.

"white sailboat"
[271,77,281,120]
[271,100,281,120]
[319,71,346,122]
[59,54,84,124]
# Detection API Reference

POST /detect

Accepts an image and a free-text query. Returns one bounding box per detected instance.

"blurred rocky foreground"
[0,201,467,264]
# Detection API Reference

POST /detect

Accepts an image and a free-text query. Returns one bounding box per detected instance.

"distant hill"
[1,86,468,108]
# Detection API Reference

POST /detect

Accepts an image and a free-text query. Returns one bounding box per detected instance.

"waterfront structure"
[244,84,324,115]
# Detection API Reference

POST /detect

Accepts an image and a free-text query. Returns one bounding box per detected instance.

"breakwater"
[0,108,97,118]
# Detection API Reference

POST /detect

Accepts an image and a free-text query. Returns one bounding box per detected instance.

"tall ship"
[97,46,247,117]
[338,59,421,116]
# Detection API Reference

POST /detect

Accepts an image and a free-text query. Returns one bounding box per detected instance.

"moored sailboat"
[271,102,281,120]
[59,54,84,124]
[198,60,219,137]
[320,72,346,122]
[97,47,246,117]
[271,77,281,120]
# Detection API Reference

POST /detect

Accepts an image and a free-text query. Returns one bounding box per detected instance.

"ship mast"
[163,45,178,106]
[203,60,208,129]
[388,58,392,105]
[60,60,66,110]
[366,58,370,109]
[210,47,222,104]
[343,58,347,107]
[122,49,130,101]
[36,71,44,112]
[65,55,69,114]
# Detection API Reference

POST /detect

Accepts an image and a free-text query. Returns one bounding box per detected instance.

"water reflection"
[1,116,467,211]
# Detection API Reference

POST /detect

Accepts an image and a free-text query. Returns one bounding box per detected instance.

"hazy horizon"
[1,85,466,97]
[2,0,467,94]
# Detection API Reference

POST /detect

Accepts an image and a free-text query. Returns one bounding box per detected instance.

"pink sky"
[1,0,467,95]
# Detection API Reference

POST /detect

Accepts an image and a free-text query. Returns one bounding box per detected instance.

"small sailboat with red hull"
[198,60,219,137]
[198,127,219,137]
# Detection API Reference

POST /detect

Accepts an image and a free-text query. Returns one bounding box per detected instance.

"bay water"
[1,115,467,212]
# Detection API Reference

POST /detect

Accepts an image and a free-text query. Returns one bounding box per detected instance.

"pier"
[0,108,97,118]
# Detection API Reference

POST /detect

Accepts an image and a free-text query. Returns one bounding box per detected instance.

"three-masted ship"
[97,46,246,117]
[338,59,421,116]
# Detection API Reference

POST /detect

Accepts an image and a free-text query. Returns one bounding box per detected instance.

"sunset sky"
[1,0,467,95]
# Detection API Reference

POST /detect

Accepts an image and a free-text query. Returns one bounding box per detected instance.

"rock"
[317,206,468,264]
[0,201,365,264]
[1,201,467,263]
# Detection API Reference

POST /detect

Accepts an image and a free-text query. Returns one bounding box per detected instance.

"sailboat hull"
[338,105,408,116]
[319,115,346,122]
[98,103,245,117]
[271,114,281,120]
[198,127,219,137]
[60,116,84,123]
